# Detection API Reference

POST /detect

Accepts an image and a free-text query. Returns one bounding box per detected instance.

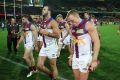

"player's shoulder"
[85,20,94,30]
[29,23,36,30]
[51,19,58,25]
[50,19,59,29]
[85,20,92,26]
[30,23,36,28]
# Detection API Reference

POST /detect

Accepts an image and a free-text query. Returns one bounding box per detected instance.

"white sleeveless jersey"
[43,21,57,46]
[44,29,57,46]
[74,33,92,56]
[58,21,67,38]
[71,20,92,58]
[40,18,58,47]
[24,31,34,45]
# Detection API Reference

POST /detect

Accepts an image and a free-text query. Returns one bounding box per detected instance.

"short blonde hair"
[66,9,79,20]
[56,14,63,19]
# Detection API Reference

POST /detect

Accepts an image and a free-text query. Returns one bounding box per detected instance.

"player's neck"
[44,14,51,21]
[61,19,64,22]
[76,18,82,26]
[26,21,30,24]
[11,23,15,26]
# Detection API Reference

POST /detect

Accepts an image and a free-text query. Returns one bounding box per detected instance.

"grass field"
[0,24,120,80]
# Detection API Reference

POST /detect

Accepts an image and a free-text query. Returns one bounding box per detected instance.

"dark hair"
[22,14,33,22]
[84,12,90,15]
[44,4,53,12]
[90,14,95,18]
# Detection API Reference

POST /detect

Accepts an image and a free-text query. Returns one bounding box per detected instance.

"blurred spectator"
[1,21,5,31]
[7,18,19,54]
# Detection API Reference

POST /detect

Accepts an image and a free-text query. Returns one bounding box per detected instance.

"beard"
[42,12,48,18]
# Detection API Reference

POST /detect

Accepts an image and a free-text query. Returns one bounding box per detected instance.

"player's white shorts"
[58,35,71,45]
[72,54,92,73]
[37,35,42,41]
[24,42,34,50]
[39,43,58,59]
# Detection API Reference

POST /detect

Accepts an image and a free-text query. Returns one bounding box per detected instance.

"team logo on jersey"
[60,26,64,28]
[73,38,86,45]
[76,29,84,34]
[82,67,87,71]
[44,24,47,28]
[52,54,56,57]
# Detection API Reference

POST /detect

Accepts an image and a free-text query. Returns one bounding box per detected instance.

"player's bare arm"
[16,35,24,49]
[40,20,60,38]
[61,23,70,42]
[48,20,60,38]
[86,21,100,71]
[31,24,38,51]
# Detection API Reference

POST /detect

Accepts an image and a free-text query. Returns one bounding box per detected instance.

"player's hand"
[16,44,19,49]
[39,29,48,35]
[68,55,73,66]
[68,58,72,66]
[89,60,100,72]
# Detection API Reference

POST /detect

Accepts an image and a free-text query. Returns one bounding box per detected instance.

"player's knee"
[37,62,44,69]
[23,56,29,60]
[79,76,88,80]
[74,76,80,80]
[79,78,87,80]
[29,55,34,60]
[50,62,56,68]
